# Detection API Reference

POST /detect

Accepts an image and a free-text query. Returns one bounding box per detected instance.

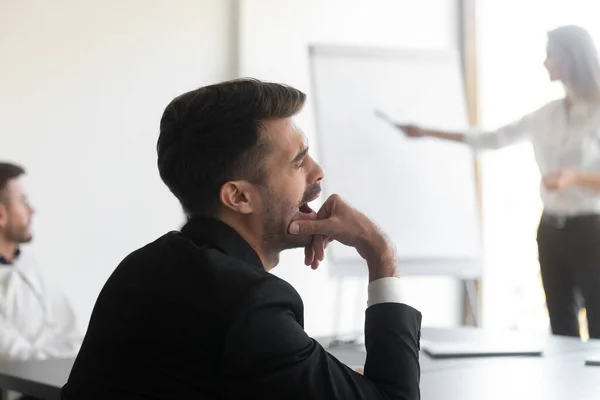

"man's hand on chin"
[289,194,397,282]
[291,203,332,270]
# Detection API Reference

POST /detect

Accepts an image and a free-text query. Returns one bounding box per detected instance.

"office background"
[1,0,599,339]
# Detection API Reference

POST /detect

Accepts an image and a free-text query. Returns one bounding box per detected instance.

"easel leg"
[463,279,479,326]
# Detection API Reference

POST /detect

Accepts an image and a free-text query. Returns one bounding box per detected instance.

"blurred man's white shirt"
[0,250,81,360]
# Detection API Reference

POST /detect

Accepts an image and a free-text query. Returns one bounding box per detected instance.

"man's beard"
[261,194,309,255]
[260,184,320,254]
[5,225,32,244]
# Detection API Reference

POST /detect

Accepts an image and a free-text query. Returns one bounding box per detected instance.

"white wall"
[0,0,237,332]
[239,0,463,336]
[1,0,463,337]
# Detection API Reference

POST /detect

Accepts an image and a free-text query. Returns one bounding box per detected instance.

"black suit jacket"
[61,217,422,399]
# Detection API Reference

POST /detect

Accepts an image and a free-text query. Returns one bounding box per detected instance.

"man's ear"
[219,181,257,215]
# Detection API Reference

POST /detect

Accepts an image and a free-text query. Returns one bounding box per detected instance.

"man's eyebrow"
[292,147,309,163]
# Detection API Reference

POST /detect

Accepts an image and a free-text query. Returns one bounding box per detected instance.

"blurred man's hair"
[0,162,25,204]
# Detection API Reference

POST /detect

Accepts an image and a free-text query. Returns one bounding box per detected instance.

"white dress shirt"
[464,99,600,216]
[367,277,403,306]
[0,251,81,360]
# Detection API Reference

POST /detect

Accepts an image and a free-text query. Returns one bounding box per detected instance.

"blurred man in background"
[0,162,81,364]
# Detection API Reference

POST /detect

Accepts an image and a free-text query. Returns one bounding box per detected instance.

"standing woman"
[399,25,600,339]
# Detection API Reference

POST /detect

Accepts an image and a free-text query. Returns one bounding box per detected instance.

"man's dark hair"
[157,78,306,217]
[0,162,25,203]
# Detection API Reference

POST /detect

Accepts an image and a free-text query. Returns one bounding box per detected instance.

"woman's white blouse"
[465,99,600,216]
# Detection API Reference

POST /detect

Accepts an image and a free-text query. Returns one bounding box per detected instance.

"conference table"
[0,328,598,400]
[326,327,600,400]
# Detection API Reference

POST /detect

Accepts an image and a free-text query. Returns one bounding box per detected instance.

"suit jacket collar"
[180,217,264,270]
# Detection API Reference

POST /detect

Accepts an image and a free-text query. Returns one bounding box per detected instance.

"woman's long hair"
[548,25,600,101]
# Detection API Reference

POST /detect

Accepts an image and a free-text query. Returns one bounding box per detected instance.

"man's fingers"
[312,235,325,262]
[310,236,319,269]
[304,243,315,266]
[289,219,335,237]
[311,258,320,270]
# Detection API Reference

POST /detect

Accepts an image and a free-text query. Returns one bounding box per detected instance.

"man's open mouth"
[299,203,314,214]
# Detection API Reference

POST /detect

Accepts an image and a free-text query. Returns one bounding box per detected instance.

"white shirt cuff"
[367,277,403,306]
